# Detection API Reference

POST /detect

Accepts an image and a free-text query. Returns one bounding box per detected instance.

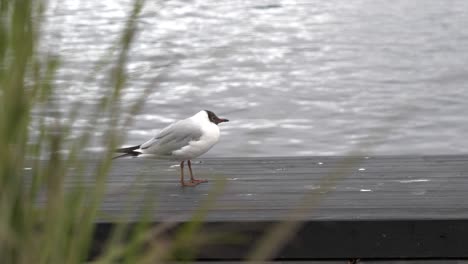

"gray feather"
[140,119,203,156]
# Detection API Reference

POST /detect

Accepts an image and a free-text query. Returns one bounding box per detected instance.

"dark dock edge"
[92,219,468,261]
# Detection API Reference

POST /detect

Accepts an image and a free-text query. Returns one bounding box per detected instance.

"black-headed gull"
[114,110,229,187]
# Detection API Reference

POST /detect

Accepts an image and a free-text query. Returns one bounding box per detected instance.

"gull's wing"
[140,119,202,156]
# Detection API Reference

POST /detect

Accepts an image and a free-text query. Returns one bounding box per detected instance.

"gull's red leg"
[188,160,208,184]
[180,160,197,187]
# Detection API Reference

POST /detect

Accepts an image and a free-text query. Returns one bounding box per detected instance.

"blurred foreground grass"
[0,0,179,263]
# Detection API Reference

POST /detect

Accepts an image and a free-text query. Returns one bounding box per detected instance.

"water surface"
[42,0,468,156]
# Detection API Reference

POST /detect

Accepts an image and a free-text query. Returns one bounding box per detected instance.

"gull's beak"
[216,118,229,124]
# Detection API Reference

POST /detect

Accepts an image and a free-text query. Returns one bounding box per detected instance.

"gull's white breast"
[172,121,220,160]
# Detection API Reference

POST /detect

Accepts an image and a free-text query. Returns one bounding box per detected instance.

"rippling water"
[42,0,468,156]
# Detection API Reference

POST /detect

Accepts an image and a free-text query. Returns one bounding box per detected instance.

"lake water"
[42,0,468,157]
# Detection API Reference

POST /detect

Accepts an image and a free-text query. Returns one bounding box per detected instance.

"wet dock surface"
[49,155,468,260]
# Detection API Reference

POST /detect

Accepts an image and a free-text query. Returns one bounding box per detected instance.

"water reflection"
[40,0,468,156]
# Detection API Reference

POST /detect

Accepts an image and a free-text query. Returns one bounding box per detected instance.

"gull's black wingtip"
[115,145,140,153]
[113,145,141,159]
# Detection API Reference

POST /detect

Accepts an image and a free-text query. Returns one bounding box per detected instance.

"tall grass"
[0,0,170,263]
[1,0,224,262]
[1,1,289,261]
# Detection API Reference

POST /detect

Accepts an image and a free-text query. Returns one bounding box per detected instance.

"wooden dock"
[74,155,468,261]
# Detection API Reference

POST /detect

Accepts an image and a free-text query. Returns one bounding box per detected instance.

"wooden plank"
[29,155,468,259]
[74,155,468,221]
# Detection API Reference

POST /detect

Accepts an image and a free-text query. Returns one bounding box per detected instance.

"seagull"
[114,110,229,187]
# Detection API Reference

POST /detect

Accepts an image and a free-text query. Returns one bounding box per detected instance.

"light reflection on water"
[40,0,468,156]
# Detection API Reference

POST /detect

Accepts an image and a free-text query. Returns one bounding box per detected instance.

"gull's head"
[204,110,229,125]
